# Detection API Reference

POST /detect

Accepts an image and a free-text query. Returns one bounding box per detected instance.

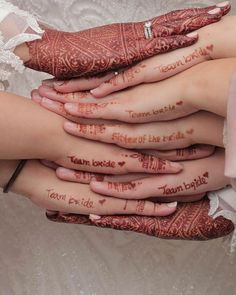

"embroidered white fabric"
[0,0,43,82]
[1,1,236,294]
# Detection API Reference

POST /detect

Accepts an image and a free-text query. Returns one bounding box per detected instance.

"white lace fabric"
[0,0,43,84]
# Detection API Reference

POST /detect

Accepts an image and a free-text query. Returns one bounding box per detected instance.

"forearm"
[0,91,65,160]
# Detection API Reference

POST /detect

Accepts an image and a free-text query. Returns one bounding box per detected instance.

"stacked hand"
[22,2,235,233]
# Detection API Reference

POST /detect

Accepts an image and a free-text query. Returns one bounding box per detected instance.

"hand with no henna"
[25,2,230,79]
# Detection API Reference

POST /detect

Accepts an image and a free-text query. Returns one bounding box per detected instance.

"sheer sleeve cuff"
[0,0,44,81]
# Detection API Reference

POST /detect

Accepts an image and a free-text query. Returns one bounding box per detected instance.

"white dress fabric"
[1,1,236,294]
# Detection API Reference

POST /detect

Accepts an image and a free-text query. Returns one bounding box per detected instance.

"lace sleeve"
[0,0,44,83]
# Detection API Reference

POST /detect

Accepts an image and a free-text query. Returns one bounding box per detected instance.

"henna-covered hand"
[46,197,234,241]
[89,148,229,200]
[25,3,230,79]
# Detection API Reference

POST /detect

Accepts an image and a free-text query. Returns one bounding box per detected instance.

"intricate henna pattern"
[46,197,234,240]
[25,4,230,79]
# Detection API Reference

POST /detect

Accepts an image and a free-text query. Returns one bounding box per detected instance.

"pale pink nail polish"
[64,121,77,131]
[186,32,198,38]
[216,1,229,7]
[64,103,77,113]
[167,202,177,208]
[208,7,221,14]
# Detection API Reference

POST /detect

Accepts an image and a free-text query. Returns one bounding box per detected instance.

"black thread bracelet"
[3,160,27,193]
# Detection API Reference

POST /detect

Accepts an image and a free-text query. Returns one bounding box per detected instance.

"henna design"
[46,197,234,241]
[186,128,194,135]
[99,199,106,206]
[47,189,66,202]
[158,172,209,195]
[68,197,94,208]
[77,102,116,116]
[136,201,145,213]
[47,189,94,209]
[176,146,197,157]
[125,103,178,120]
[156,44,214,73]
[107,182,137,192]
[25,4,229,79]
[123,200,128,210]
[68,156,116,168]
[74,171,105,183]
[78,124,106,135]
[129,153,167,172]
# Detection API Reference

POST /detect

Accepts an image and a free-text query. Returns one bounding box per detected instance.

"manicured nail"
[32,91,43,103]
[57,167,75,178]
[41,97,57,107]
[54,80,65,86]
[186,32,198,38]
[64,121,78,131]
[208,7,221,14]
[89,214,101,221]
[170,162,184,171]
[167,202,177,208]
[64,103,77,113]
[42,79,55,87]
[216,1,229,7]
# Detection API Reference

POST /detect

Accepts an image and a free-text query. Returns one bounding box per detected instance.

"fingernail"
[167,201,177,208]
[39,85,55,95]
[41,97,56,107]
[42,79,55,87]
[64,121,78,131]
[186,32,198,38]
[170,162,184,171]
[90,181,104,190]
[208,7,221,14]
[64,103,77,113]
[32,91,43,103]
[54,80,65,87]
[57,167,75,177]
[89,214,101,221]
[216,1,229,7]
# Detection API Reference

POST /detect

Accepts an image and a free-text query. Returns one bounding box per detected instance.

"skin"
[23,4,230,78]
[0,92,182,175]
[48,13,236,97]
[0,160,177,217]
[34,59,236,152]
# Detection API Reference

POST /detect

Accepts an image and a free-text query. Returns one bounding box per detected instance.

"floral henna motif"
[25,4,230,79]
[46,197,234,240]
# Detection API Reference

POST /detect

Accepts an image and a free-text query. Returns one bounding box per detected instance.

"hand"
[46,197,234,240]
[44,4,232,97]
[6,160,177,217]
[25,3,230,79]
[36,58,236,126]
[88,149,229,201]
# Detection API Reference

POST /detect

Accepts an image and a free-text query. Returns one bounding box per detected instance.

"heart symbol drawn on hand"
[206,44,214,52]
[176,101,183,106]
[203,172,209,178]
[186,128,194,135]
[118,161,126,167]
[99,199,106,205]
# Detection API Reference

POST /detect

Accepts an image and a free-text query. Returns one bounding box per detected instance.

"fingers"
[90,148,228,199]
[39,85,95,103]
[63,112,224,150]
[151,2,230,24]
[56,167,148,184]
[142,145,215,161]
[31,89,81,123]
[43,72,115,94]
[89,33,199,98]
[60,146,182,175]
[44,181,177,217]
